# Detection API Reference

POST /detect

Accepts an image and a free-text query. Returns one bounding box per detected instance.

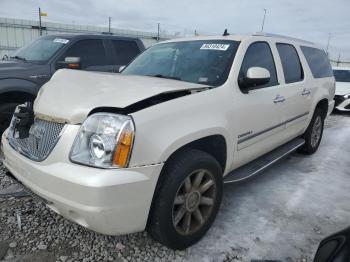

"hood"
[0,60,49,80]
[335,82,350,96]
[34,69,209,124]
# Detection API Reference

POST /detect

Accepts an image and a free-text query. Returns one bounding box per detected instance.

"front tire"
[300,108,324,154]
[147,149,223,250]
[0,103,18,134]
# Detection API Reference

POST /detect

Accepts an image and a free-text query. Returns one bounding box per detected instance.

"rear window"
[276,43,304,83]
[300,46,333,78]
[333,69,350,82]
[112,40,141,65]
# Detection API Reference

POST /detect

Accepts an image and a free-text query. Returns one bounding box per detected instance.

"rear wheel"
[147,149,223,250]
[0,103,18,134]
[300,108,324,154]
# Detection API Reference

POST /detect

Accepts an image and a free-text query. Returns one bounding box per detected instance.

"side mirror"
[57,57,81,70]
[239,67,270,93]
[314,227,350,262]
[118,65,126,73]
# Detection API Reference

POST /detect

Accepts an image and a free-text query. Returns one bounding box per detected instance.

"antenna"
[223,29,229,36]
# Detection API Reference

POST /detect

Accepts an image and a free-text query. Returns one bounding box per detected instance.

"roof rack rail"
[253,32,314,45]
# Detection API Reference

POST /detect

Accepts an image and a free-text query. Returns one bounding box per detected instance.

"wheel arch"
[146,134,227,226]
[314,98,328,119]
[0,90,36,104]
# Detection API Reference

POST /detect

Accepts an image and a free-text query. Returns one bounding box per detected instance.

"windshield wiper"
[150,74,182,81]
[10,56,27,62]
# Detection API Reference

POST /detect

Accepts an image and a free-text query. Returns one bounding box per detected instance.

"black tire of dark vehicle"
[299,107,325,154]
[0,103,18,134]
[147,149,223,250]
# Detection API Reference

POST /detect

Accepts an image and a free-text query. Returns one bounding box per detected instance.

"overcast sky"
[1,0,349,60]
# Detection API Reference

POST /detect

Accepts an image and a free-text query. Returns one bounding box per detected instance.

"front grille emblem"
[29,124,46,150]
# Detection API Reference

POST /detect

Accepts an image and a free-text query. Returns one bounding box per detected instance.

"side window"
[276,43,304,83]
[62,39,108,69]
[300,46,333,78]
[239,42,278,89]
[112,40,140,65]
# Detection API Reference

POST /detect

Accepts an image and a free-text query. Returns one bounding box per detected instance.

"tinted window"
[239,42,278,89]
[112,40,140,65]
[11,37,67,62]
[276,43,303,83]
[333,69,350,82]
[301,46,333,78]
[63,39,107,68]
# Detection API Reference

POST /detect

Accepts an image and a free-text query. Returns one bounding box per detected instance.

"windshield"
[333,69,350,82]
[10,37,69,62]
[122,40,240,86]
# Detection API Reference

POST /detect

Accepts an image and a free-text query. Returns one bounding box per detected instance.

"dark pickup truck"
[0,34,145,132]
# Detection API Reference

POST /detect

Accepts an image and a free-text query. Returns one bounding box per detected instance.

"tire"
[299,107,325,154]
[147,149,223,250]
[0,103,18,134]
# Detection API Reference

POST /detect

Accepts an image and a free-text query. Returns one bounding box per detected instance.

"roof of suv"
[160,32,318,48]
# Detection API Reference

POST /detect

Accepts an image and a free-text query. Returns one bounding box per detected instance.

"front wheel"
[0,103,18,135]
[300,108,324,154]
[147,149,223,250]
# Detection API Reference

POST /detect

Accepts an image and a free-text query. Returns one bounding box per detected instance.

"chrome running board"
[224,138,305,184]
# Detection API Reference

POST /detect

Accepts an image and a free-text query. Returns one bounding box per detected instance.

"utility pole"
[261,9,267,32]
[157,23,160,41]
[108,17,111,33]
[326,33,331,55]
[194,29,197,36]
[337,53,341,66]
[38,7,42,36]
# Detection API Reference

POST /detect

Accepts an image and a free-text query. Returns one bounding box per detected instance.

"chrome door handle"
[302,88,311,96]
[274,95,285,103]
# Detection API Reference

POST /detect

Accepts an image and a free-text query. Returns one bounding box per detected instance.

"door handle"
[302,88,311,96]
[274,95,285,104]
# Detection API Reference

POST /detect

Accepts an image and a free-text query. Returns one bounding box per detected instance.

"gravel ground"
[0,112,349,262]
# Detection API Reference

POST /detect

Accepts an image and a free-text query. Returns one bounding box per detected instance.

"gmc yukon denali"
[2,33,335,249]
[0,34,145,133]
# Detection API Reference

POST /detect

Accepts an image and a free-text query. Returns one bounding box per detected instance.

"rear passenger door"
[275,43,310,138]
[110,40,141,72]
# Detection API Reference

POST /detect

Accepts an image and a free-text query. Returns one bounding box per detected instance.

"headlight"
[70,113,135,168]
[344,94,350,99]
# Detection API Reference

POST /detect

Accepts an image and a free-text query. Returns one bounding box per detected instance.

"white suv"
[2,33,335,249]
[333,66,350,111]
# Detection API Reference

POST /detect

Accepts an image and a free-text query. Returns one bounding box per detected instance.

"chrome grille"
[8,118,65,161]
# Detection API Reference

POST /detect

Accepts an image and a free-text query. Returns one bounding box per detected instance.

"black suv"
[0,34,145,132]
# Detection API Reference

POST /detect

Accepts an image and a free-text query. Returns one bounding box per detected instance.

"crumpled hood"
[34,69,208,124]
[335,82,350,96]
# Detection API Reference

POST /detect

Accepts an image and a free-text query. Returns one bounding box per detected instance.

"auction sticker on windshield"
[200,44,230,51]
[53,38,69,44]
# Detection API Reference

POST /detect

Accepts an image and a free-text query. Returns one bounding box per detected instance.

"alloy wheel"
[172,169,217,235]
[311,116,322,148]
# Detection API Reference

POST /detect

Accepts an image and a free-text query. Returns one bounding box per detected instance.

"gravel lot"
[0,113,349,262]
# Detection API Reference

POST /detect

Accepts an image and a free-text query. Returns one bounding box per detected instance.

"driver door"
[233,41,286,168]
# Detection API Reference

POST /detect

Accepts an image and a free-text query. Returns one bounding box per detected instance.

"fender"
[0,78,40,97]
[129,86,235,173]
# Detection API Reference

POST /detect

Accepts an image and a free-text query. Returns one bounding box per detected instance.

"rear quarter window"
[300,46,333,78]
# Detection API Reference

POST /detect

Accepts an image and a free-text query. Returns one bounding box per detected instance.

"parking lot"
[0,112,348,262]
